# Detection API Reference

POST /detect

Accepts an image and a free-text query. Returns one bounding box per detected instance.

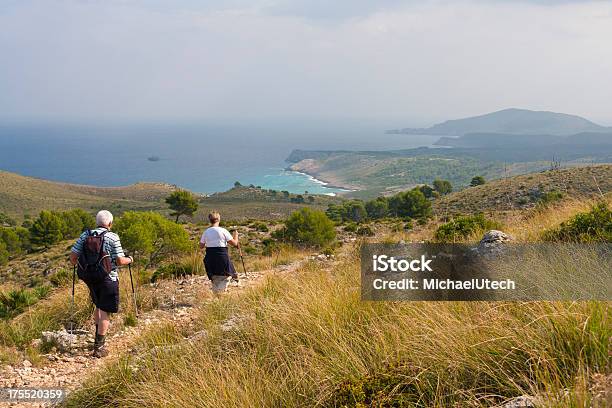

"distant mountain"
[387,108,611,136]
[434,131,612,148]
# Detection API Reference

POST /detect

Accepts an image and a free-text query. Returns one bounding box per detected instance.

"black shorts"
[87,278,119,313]
[204,247,237,280]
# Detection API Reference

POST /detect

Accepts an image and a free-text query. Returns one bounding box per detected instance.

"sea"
[0,120,439,195]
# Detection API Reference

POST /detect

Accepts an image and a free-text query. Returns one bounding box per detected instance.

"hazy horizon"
[1,0,612,126]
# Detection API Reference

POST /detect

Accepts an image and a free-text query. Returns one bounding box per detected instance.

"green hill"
[434,164,612,215]
[0,170,180,221]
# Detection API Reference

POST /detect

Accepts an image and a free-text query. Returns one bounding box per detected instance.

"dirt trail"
[0,259,309,407]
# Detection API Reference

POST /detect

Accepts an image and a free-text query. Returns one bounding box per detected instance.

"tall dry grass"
[65,246,609,407]
[505,196,611,242]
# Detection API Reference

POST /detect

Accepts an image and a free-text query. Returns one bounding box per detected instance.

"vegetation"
[0,211,16,226]
[65,256,609,407]
[364,197,389,219]
[326,201,367,223]
[29,211,65,248]
[470,175,486,186]
[0,165,610,406]
[29,209,95,248]
[0,170,177,222]
[433,178,453,195]
[542,202,611,242]
[388,189,432,219]
[165,191,199,222]
[435,213,502,242]
[536,189,564,209]
[113,211,192,268]
[0,286,51,319]
[280,208,336,248]
[434,165,612,215]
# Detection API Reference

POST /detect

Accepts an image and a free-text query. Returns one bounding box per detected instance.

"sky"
[0,0,611,126]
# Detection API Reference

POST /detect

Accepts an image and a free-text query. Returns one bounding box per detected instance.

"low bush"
[249,221,269,232]
[343,222,357,233]
[536,190,564,209]
[435,213,502,242]
[356,225,375,237]
[280,208,336,248]
[542,202,611,242]
[0,285,52,319]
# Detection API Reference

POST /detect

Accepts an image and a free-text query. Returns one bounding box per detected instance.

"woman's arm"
[227,230,239,248]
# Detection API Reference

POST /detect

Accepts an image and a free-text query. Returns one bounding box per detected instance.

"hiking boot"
[92,346,109,358]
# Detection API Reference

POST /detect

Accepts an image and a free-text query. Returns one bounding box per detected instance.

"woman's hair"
[208,211,221,224]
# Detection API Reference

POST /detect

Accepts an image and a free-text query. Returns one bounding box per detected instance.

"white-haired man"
[69,210,133,358]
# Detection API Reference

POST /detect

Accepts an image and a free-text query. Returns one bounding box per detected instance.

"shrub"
[388,189,432,219]
[0,286,51,319]
[327,201,368,223]
[536,190,564,209]
[0,228,22,256]
[365,198,389,219]
[470,176,486,187]
[0,242,7,266]
[435,213,502,242]
[283,208,336,248]
[356,226,375,237]
[250,221,269,232]
[433,179,453,195]
[343,222,358,233]
[58,209,95,238]
[29,211,65,248]
[542,202,611,242]
[417,184,437,199]
[113,211,192,268]
[49,268,72,287]
[0,212,16,227]
[165,191,199,222]
[151,263,191,282]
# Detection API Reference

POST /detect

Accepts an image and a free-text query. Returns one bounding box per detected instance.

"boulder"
[475,230,513,258]
[40,329,88,352]
[499,395,537,408]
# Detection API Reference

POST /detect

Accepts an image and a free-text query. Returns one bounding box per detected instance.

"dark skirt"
[204,247,237,280]
[87,278,119,313]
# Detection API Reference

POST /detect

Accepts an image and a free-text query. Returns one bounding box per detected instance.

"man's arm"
[69,233,86,265]
[116,255,133,266]
[111,236,133,266]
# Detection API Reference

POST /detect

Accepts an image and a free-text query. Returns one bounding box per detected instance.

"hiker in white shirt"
[199,211,240,293]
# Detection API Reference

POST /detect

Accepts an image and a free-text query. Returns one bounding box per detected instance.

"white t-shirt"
[200,226,233,248]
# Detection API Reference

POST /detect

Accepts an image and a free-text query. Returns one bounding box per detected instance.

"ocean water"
[0,121,439,194]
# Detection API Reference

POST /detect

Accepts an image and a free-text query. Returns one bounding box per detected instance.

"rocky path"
[0,259,310,407]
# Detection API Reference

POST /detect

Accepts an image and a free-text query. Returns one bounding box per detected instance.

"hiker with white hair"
[69,210,133,358]
[200,211,240,294]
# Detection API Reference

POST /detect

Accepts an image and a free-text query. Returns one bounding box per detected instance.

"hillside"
[0,170,180,220]
[387,108,610,136]
[195,185,342,221]
[0,170,343,223]
[0,166,610,407]
[434,164,612,215]
[286,149,598,198]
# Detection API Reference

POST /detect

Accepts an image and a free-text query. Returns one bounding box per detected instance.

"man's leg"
[93,309,110,358]
[97,310,110,335]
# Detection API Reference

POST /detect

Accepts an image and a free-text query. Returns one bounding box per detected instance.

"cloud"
[0,0,611,123]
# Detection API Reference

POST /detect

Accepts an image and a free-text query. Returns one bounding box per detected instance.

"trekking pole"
[238,246,248,278]
[70,265,76,334]
[128,263,138,317]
